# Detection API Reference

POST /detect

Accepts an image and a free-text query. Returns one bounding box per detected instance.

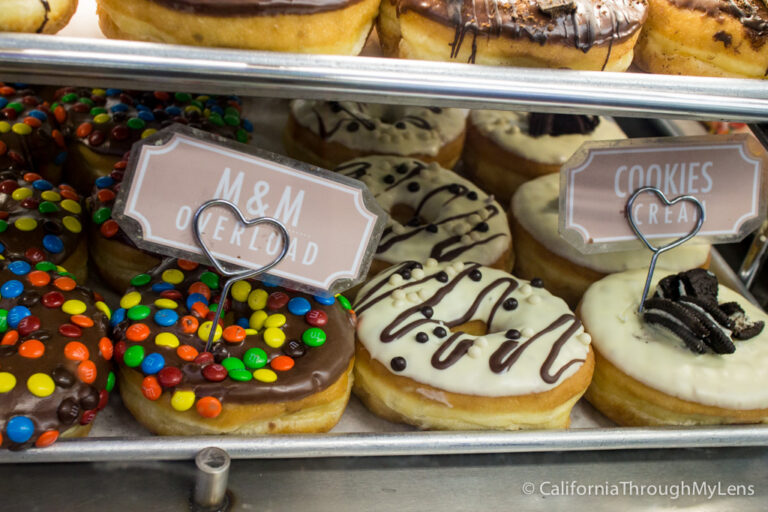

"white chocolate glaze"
[291,100,468,156]
[354,260,591,396]
[513,174,711,273]
[581,269,768,410]
[337,156,511,266]
[469,111,626,165]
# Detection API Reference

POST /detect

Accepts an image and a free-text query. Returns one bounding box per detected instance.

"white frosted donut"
[285,101,468,169]
[336,156,512,273]
[352,260,594,430]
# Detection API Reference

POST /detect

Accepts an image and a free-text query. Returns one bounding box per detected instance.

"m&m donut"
[51,88,254,193]
[111,259,356,435]
[0,258,113,450]
[0,171,88,283]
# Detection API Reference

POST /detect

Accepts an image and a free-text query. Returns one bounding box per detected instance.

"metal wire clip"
[626,187,704,313]
[193,199,289,352]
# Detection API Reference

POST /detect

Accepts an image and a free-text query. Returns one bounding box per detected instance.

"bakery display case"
[2,1,768,510]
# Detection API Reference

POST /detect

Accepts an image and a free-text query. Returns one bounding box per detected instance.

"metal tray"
[1,0,767,121]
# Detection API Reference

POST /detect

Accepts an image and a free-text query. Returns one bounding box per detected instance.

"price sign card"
[113,126,387,294]
[559,134,768,253]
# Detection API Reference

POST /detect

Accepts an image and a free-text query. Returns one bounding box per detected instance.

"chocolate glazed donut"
[111,259,356,435]
[378,0,648,70]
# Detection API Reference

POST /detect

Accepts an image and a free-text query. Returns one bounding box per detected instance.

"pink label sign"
[560,134,767,253]
[113,128,386,293]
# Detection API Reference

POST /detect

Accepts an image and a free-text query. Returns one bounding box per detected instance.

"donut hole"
[390,203,427,227]
[450,320,488,336]
[370,104,406,125]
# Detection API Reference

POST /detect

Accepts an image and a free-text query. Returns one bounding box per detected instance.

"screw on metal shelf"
[192,199,289,353]
[626,187,705,313]
[192,447,231,511]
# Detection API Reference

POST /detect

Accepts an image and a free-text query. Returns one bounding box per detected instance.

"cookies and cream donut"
[378,0,648,70]
[112,259,356,435]
[510,174,711,307]
[0,0,78,34]
[0,171,89,283]
[581,268,768,425]
[634,0,768,78]
[1,83,68,183]
[463,112,626,204]
[0,258,114,450]
[336,156,513,277]
[96,0,380,55]
[353,260,594,430]
[285,101,468,170]
[52,87,253,193]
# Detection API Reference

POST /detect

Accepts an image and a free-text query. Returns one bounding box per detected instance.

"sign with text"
[559,134,767,253]
[113,127,387,293]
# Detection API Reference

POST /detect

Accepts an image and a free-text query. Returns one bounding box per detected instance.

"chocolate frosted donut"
[0,171,89,283]
[52,87,253,193]
[353,260,594,429]
[112,259,356,435]
[378,0,648,70]
[285,100,469,170]
[634,0,768,78]
[95,0,381,54]
[0,83,67,183]
[335,156,513,277]
[0,258,114,450]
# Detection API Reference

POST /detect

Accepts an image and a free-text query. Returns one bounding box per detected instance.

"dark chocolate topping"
[147,0,365,16]
[527,113,600,137]
[668,0,768,40]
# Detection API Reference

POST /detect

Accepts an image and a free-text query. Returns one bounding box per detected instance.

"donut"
[284,100,468,170]
[111,259,356,435]
[510,174,711,308]
[581,268,768,425]
[0,258,114,450]
[335,156,513,278]
[633,0,768,78]
[0,0,78,34]
[463,112,626,204]
[1,83,68,183]
[51,87,253,193]
[378,0,648,70]
[353,260,594,430]
[95,0,380,54]
[0,171,89,284]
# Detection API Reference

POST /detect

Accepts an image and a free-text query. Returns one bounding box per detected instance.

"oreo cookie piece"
[721,302,765,340]
[678,296,732,329]
[644,297,709,338]
[644,312,708,354]
[679,269,719,301]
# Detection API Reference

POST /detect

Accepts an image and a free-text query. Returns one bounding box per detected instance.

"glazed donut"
[95,0,380,54]
[463,112,626,204]
[0,171,89,284]
[336,156,513,278]
[510,174,711,308]
[353,260,594,430]
[111,259,356,435]
[0,0,78,34]
[52,87,253,193]
[378,0,648,70]
[581,268,768,426]
[0,258,114,450]
[1,83,68,183]
[284,101,468,170]
[634,0,768,78]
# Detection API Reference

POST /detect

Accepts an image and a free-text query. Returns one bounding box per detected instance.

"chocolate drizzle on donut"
[37,0,51,34]
[392,0,648,63]
[312,103,434,139]
[147,0,366,16]
[643,269,764,354]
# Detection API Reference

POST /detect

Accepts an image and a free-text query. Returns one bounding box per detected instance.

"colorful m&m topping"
[113,259,355,420]
[0,259,112,449]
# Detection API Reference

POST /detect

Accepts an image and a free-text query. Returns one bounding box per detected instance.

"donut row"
[4,0,766,78]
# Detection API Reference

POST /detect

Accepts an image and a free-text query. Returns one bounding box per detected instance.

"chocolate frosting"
[146,0,366,16]
[668,0,767,39]
[0,259,112,450]
[390,0,648,62]
[0,171,85,266]
[112,259,355,408]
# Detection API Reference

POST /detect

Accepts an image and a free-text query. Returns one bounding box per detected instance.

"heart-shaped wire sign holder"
[193,199,290,352]
[626,187,705,313]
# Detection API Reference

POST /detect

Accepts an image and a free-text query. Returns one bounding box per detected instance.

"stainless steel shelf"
[1,33,768,121]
